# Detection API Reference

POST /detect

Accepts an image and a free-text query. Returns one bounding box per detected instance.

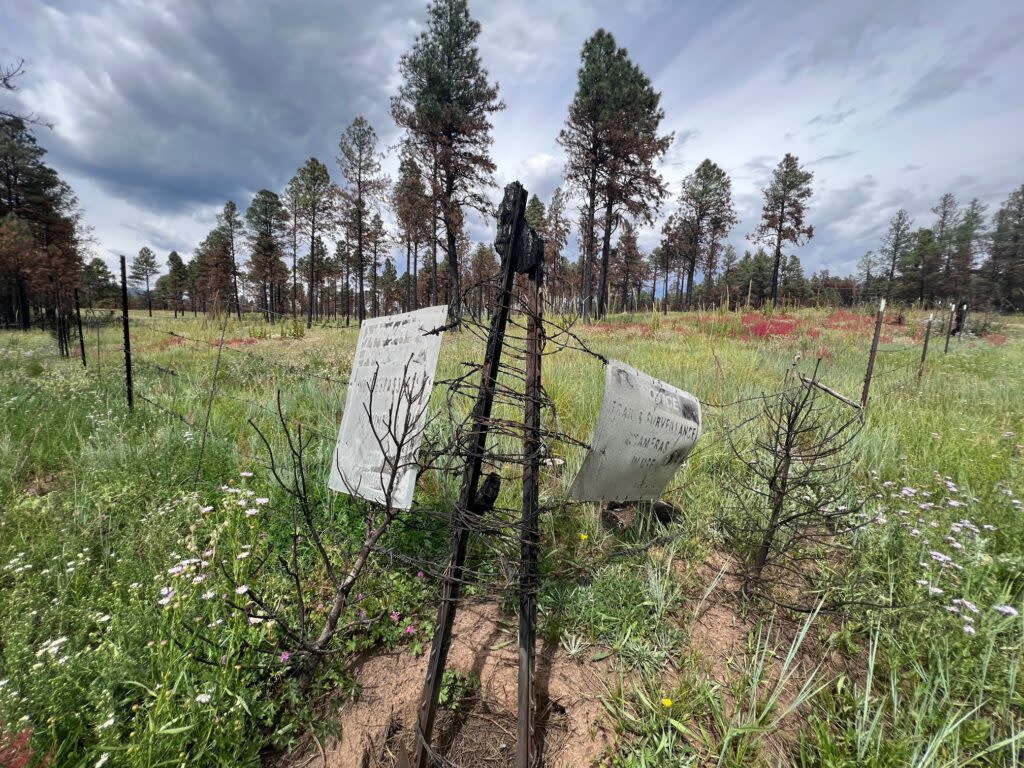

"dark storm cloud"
[8,1,421,211]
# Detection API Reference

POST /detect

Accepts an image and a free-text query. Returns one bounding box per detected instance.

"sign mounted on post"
[328,305,448,509]
[568,360,702,503]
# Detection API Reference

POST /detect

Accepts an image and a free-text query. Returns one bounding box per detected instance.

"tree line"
[5,0,1024,331]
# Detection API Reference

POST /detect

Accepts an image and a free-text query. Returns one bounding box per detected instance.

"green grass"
[1,307,1022,766]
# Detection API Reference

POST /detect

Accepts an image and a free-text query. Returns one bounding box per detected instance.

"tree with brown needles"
[751,153,814,305]
[721,362,863,605]
[391,0,503,323]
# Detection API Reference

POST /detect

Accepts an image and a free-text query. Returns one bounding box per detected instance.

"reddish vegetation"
[986,333,1008,346]
[741,313,800,339]
[225,337,258,347]
[824,310,874,333]
[816,345,832,359]
[0,724,50,768]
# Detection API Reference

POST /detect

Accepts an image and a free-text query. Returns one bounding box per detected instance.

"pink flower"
[390,611,401,621]
[279,651,291,662]
[405,624,416,635]
[417,571,425,578]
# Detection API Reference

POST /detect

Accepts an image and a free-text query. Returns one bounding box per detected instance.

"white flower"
[202,590,216,600]
[200,506,213,514]
[963,624,976,635]
[248,616,264,625]
[236,552,250,560]
[244,509,258,517]
[195,693,212,704]
[100,714,114,729]
[235,585,249,595]
[240,471,254,478]
[96,754,110,767]
[255,497,269,505]
[994,604,1019,617]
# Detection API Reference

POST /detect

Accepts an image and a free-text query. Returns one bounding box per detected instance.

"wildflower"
[244,508,258,517]
[200,506,213,514]
[248,616,264,625]
[390,611,401,621]
[994,605,1019,617]
[359,609,368,619]
[236,552,250,560]
[915,579,928,586]
[661,697,673,708]
[96,754,110,767]
[202,590,216,600]
[579,533,589,542]
[900,487,916,497]
[963,625,976,635]
[417,570,425,578]
[195,693,211,704]
[952,598,979,614]
[928,585,944,595]
[947,499,964,508]
[235,585,249,595]
[192,574,207,585]
[405,624,416,635]
[99,714,114,729]
[255,497,270,505]
[279,652,291,663]
[240,471,254,478]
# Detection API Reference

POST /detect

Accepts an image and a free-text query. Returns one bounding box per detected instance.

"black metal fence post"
[74,288,86,367]
[917,312,933,382]
[120,255,134,411]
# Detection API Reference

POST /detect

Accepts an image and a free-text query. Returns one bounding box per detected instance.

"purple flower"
[279,651,292,662]
[390,611,401,621]
[994,604,1019,617]
[417,571,425,579]
[405,624,416,635]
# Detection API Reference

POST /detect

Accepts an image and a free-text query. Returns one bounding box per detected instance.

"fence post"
[860,298,885,408]
[74,288,87,367]
[411,183,527,768]
[943,303,955,354]
[958,303,968,340]
[917,312,933,383]
[120,254,134,411]
[518,237,545,768]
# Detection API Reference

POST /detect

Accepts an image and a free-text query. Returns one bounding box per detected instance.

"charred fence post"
[120,254,134,411]
[410,182,529,768]
[74,288,86,367]
[917,312,933,383]
[943,303,955,354]
[958,303,968,340]
[860,298,885,409]
[518,229,545,768]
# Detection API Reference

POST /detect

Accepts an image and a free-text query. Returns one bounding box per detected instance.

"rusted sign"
[568,360,701,502]
[328,305,448,509]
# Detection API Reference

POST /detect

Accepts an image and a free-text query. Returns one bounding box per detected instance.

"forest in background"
[2,0,1024,336]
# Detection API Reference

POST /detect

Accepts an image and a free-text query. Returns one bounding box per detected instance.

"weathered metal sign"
[568,360,702,502]
[328,305,448,509]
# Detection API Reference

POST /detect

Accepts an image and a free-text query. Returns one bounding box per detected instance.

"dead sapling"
[218,358,436,687]
[721,361,864,606]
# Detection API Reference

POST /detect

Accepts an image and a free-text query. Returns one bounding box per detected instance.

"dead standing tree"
[721,362,863,603]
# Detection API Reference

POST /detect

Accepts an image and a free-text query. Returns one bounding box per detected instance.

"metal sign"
[328,305,448,509]
[568,360,702,502]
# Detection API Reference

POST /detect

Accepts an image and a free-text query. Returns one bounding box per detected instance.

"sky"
[3,0,1023,279]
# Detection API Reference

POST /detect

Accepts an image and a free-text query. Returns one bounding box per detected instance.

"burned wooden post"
[119,254,134,411]
[410,182,529,768]
[860,298,885,409]
[943,302,955,354]
[917,312,933,382]
[958,303,968,340]
[518,228,545,768]
[74,288,86,367]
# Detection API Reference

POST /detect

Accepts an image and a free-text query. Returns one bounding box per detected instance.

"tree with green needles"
[129,246,159,316]
[751,153,814,305]
[392,0,503,323]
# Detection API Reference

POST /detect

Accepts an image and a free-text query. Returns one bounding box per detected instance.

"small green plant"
[437,670,480,713]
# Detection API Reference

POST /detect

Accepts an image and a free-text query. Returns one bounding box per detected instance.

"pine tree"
[166,250,189,316]
[245,189,289,320]
[393,150,429,312]
[338,117,386,324]
[669,159,737,310]
[392,0,502,322]
[559,30,670,319]
[932,192,959,296]
[525,194,545,230]
[984,185,1024,310]
[217,201,243,317]
[292,158,335,328]
[129,247,160,316]
[879,209,913,299]
[751,153,814,304]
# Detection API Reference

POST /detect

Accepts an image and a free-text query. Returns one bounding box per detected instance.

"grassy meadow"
[1,306,1022,767]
